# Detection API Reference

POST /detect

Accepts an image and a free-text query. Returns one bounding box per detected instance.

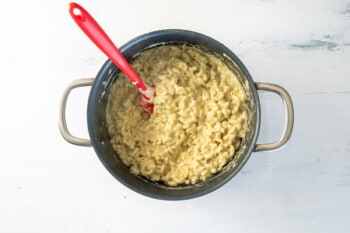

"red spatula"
[69,2,155,114]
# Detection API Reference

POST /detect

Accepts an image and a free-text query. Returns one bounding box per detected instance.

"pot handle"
[58,78,95,147]
[254,82,294,151]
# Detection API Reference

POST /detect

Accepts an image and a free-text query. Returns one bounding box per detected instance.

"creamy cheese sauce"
[106,45,247,186]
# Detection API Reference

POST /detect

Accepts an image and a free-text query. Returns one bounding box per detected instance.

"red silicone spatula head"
[69,2,155,114]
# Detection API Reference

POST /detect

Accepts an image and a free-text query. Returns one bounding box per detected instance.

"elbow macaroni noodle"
[106,45,248,186]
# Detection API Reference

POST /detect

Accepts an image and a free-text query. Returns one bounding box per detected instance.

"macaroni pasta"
[106,45,247,186]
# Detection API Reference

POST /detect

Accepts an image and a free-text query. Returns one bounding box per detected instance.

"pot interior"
[87,29,260,200]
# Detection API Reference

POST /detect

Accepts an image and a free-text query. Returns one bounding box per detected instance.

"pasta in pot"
[106,45,248,186]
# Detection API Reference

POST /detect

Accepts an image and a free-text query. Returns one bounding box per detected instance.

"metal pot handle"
[58,78,95,147]
[254,82,294,151]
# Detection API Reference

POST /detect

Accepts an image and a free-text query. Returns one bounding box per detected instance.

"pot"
[59,29,294,200]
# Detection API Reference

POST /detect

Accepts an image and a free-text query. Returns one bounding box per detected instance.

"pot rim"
[87,29,261,200]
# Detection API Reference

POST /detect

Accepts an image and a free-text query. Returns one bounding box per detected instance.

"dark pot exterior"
[87,29,260,200]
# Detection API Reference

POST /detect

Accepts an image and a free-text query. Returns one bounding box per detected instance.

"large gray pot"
[59,29,294,200]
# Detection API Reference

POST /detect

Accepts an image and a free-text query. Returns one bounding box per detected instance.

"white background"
[1,0,350,232]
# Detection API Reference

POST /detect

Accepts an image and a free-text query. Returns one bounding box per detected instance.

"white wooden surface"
[1,0,349,232]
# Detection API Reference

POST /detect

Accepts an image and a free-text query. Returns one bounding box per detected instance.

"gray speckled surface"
[0,0,349,232]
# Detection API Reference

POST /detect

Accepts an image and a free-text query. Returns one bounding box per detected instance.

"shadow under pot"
[59,29,294,200]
